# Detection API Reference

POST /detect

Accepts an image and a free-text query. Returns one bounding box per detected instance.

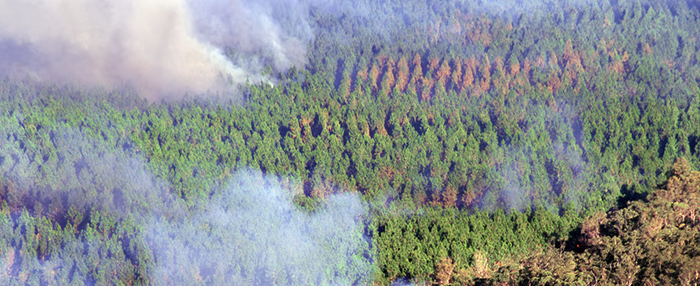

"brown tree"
[380,57,396,94]
[369,62,381,91]
[461,56,476,92]
[442,185,458,208]
[435,257,456,285]
[508,55,520,77]
[427,56,440,73]
[450,58,463,89]
[563,40,584,85]
[396,56,410,92]
[411,54,423,82]
[436,58,452,87]
[479,55,491,92]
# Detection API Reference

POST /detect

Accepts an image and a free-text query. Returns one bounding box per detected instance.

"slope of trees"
[0,0,699,285]
[469,157,700,285]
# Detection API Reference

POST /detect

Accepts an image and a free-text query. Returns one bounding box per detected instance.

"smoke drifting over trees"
[149,173,373,285]
[0,122,373,285]
[489,105,588,212]
[0,0,317,101]
[189,0,313,71]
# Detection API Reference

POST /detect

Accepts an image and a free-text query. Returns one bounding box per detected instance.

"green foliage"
[1,0,700,284]
[486,158,700,285]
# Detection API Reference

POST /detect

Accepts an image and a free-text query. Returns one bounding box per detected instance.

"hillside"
[0,0,699,285]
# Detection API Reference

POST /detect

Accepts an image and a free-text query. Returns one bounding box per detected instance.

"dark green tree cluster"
[372,204,580,284]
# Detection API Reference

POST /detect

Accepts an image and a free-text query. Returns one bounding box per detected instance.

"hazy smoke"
[489,104,588,212]
[148,171,374,285]
[390,277,417,286]
[0,0,313,101]
[189,0,313,71]
[0,121,373,285]
[0,120,178,220]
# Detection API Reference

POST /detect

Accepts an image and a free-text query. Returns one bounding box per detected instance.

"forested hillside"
[476,157,700,285]
[0,0,699,285]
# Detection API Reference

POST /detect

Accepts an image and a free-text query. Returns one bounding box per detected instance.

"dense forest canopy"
[0,0,699,285]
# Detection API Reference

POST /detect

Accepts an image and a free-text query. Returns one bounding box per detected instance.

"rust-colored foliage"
[461,190,477,207]
[465,17,493,47]
[411,54,424,82]
[427,57,440,73]
[461,56,476,92]
[509,57,520,77]
[442,185,458,208]
[562,40,582,84]
[369,62,381,90]
[435,257,456,285]
[436,58,452,87]
[450,58,463,89]
[479,55,491,92]
[396,56,410,92]
[356,65,368,82]
[381,57,396,94]
[546,75,562,94]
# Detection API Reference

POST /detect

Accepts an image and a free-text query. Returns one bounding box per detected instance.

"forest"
[0,0,699,285]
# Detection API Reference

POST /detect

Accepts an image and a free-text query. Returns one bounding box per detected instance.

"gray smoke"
[0,0,314,101]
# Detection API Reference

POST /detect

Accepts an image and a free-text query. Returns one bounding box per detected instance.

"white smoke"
[148,171,374,285]
[188,0,313,71]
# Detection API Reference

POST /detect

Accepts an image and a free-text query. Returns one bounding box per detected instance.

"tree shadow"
[616,183,648,209]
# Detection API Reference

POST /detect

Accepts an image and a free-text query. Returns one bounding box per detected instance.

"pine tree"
[479,55,491,92]
[396,56,410,92]
[380,57,396,95]
[428,57,440,74]
[462,56,476,92]
[450,58,463,90]
[508,55,520,77]
[436,58,452,87]
[410,54,424,97]
[370,62,381,91]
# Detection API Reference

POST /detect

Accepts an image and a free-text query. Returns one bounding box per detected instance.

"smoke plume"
[188,0,313,71]
[0,0,313,101]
